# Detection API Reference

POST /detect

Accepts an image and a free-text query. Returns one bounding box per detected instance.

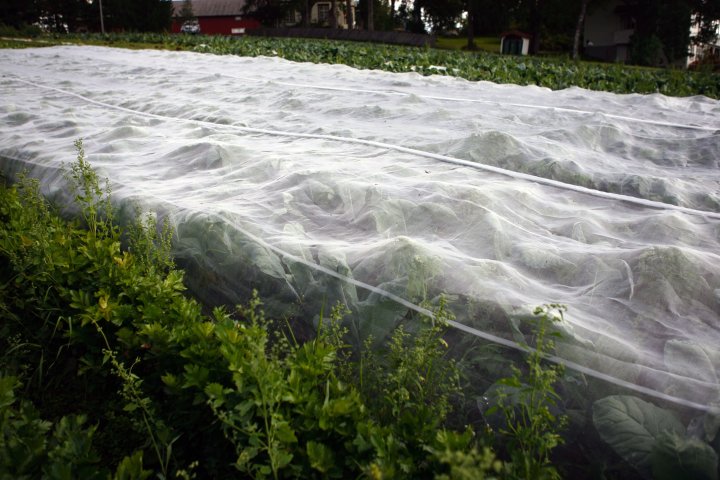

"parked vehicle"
[181,21,200,34]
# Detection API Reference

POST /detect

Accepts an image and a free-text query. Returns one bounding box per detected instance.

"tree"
[330,0,338,27]
[345,0,354,28]
[528,0,544,54]
[466,0,512,36]
[414,0,463,33]
[368,0,373,30]
[242,0,287,27]
[572,0,591,59]
[466,0,478,50]
[101,0,172,32]
[0,0,41,29]
[356,0,392,31]
[302,0,310,26]
[619,0,705,65]
[689,0,720,44]
[178,0,194,24]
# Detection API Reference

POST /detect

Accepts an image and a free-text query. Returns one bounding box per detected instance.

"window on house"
[317,3,330,23]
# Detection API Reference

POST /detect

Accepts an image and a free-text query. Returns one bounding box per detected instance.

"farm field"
[1,44,719,476]
[4,32,720,98]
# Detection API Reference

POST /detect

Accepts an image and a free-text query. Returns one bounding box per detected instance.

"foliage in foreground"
[0,143,567,477]
[11,31,718,99]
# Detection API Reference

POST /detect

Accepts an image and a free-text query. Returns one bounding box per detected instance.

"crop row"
[48,32,720,99]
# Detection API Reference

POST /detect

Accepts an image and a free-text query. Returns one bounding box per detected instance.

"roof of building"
[172,0,247,18]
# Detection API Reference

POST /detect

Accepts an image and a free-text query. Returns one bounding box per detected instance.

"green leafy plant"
[8,32,720,98]
[593,395,719,480]
[488,305,568,480]
[201,293,371,479]
[0,374,152,480]
[65,139,115,239]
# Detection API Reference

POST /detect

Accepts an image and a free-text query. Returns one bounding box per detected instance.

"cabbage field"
[1,45,720,474]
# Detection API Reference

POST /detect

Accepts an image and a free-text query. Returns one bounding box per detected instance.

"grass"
[436,35,501,53]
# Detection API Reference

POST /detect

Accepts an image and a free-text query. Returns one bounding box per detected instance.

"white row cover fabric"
[1,46,719,412]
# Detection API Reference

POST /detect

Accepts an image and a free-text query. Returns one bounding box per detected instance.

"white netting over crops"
[1,46,719,412]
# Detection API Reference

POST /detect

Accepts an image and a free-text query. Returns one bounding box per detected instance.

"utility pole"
[99,0,105,33]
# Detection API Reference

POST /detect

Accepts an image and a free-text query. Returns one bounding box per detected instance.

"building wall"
[688,18,720,66]
[583,0,634,62]
[311,2,350,28]
[584,0,627,47]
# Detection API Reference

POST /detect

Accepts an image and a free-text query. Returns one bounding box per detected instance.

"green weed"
[488,305,568,480]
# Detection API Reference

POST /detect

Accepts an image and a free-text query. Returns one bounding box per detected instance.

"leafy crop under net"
[1,44,719,477]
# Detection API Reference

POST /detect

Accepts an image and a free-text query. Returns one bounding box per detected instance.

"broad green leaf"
[593,395,684,470]
[651,432,718,480]
[664,340,718,385]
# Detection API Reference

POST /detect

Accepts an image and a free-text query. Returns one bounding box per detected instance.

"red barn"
[171,0,260,35]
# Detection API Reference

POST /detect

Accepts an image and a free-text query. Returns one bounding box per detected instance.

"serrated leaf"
[160,373,178,388]
[204,382,226,404]
[307,441,335,473]
[274,420,297,444]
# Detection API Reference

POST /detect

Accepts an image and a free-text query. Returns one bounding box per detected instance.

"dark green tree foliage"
[1,0,172,33]
[622,0,693,65]
[177,0,194,24]
[242,0,287,27]
[623,0,720,65]
[470,0,513,35]
[658,0,693,63]
[692,0,720,44]
[396,0,425,33]
[414,0,463,33]
[0,0,41,28]
[450,0,717,60]
[101,0,172,32]
[356,0,393,30]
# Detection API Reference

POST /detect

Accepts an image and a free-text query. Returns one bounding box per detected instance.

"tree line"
[1,0,718,66]
[0,0,172,33]
[242,0,718,64]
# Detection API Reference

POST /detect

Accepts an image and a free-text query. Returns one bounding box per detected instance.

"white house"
[688,17,720,67]
[284,2,354,29]
[584,0,720,66]
[583,0,635,63]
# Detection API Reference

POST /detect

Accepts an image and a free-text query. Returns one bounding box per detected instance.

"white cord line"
[47,48,713,132]
[7,44,717,132]
[203,209,720,415]
[7,75,720,221]
[223,73,719,132]
[4,76,720,412]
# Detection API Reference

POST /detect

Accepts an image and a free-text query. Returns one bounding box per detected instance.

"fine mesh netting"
[1,46,719,418]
